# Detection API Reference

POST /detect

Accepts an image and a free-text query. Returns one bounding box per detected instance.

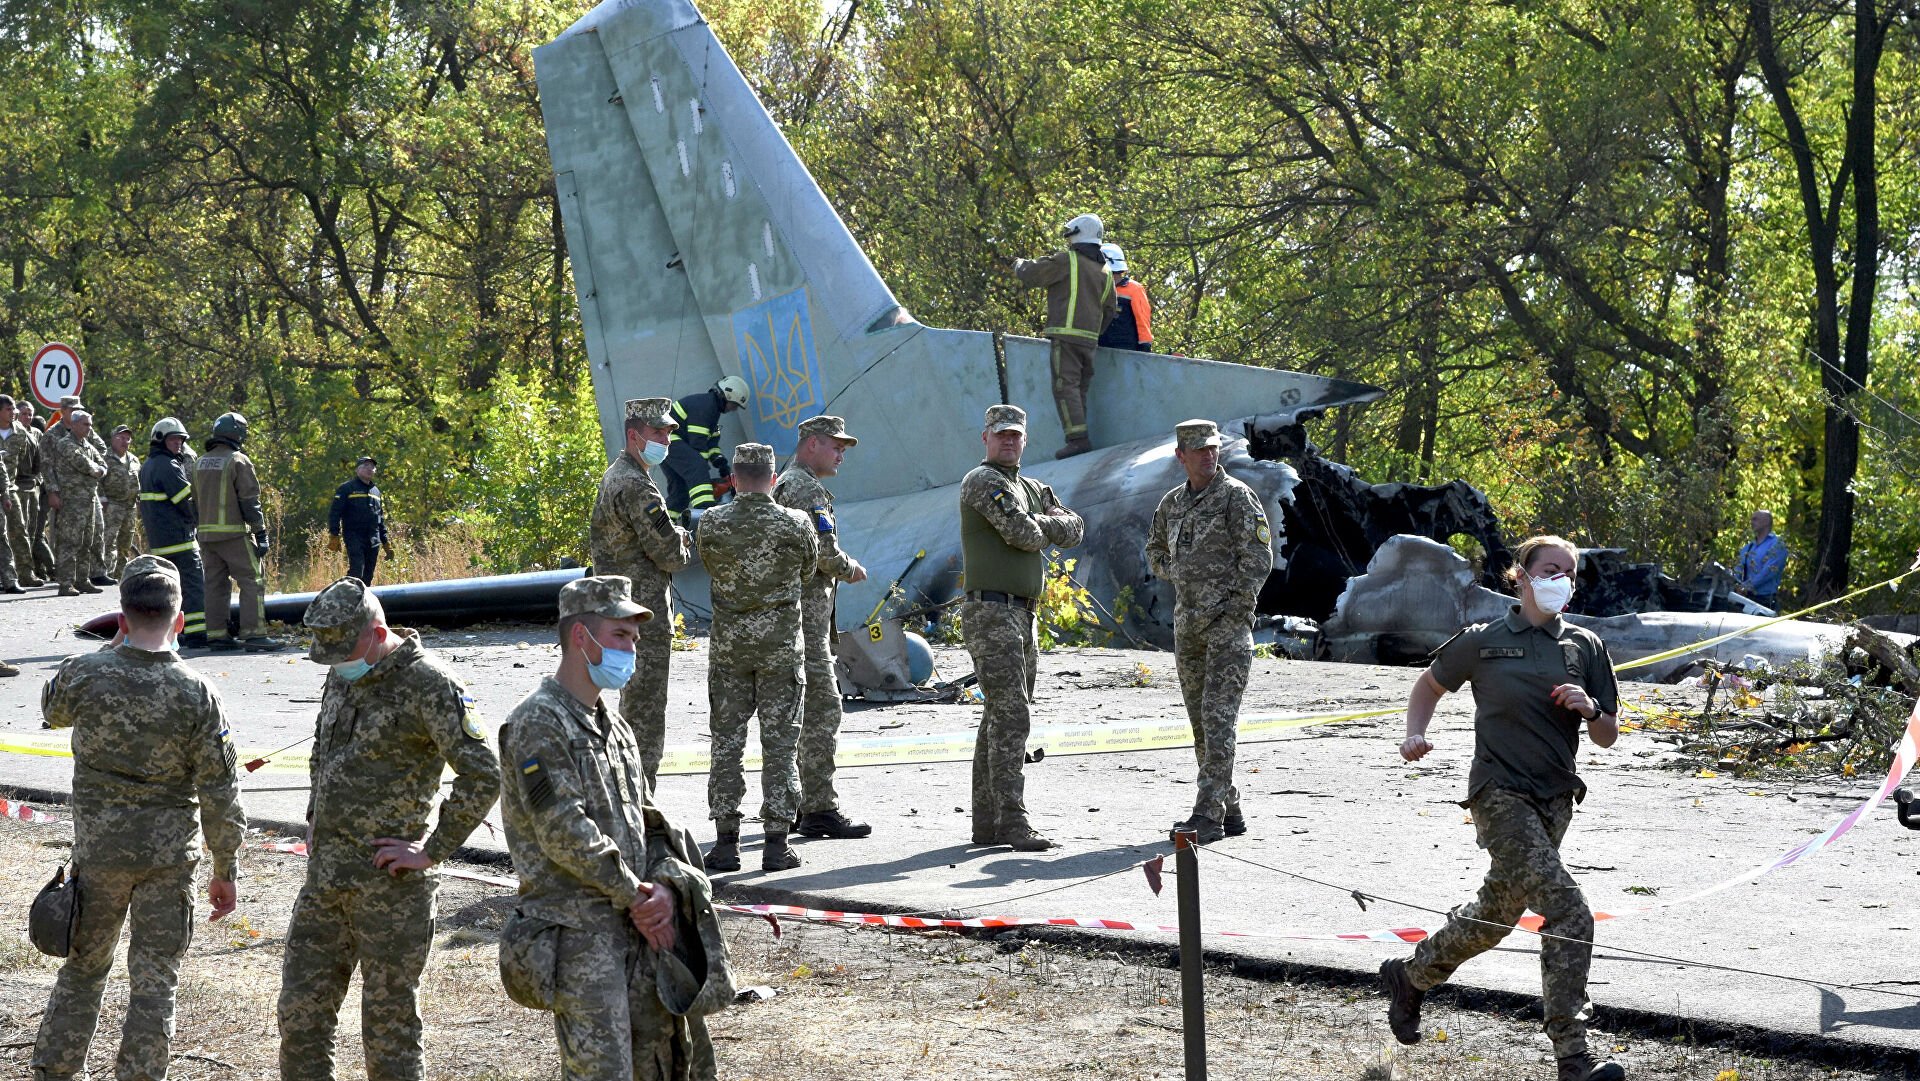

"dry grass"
[0,815,1902,1080]
[279,522,493,593]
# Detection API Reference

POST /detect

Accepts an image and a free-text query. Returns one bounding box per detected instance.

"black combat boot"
[795,809,872,839]
[1557,1053,1625,1081]
[762,830,802,871]
[75,580,102,594]
[1054,436,1092,459]
[1001,824,1057,852]
[1223,810,1247,836]
[1380,958,1425,1045]
[706,825,741,872]
[1170,815,1225,844]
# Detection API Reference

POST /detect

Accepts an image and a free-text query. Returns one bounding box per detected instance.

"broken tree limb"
[1846,621,1920,697]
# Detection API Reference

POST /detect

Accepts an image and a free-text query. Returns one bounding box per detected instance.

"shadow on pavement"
[1820,988,1920,1034]
[718,840,1163,899]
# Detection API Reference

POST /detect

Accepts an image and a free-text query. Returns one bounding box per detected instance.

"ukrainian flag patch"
[521,756,553,809]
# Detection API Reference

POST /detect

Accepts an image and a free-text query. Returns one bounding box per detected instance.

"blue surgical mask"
[333,657,374,683]
[639,439,669,466]
[585,630,637,689]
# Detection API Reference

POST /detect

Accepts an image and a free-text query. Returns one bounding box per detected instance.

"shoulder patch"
[812,505,835,533]
[1255,517,1271,545]
[520,756,554,809]
[219,726,237,771]
[990,487,1018,514]
[460,694,485,740]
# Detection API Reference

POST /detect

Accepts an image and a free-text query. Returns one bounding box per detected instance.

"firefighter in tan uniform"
[195,412,283,651]
[1013,213,1116,459]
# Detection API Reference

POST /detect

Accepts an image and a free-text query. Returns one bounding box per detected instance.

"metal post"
[1173,827,1207,1080]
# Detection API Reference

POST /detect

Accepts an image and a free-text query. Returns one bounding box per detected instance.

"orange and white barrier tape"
[0,797,60,824]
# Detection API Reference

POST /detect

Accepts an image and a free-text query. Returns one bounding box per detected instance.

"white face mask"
[1529,573,1574,615]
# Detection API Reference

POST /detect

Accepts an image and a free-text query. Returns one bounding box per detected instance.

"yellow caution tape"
[0,730,314,775]
[655,706,1397,776]
[1615,569,1918,674]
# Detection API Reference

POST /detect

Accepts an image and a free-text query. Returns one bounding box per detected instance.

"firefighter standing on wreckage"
[1013,214,1117,460]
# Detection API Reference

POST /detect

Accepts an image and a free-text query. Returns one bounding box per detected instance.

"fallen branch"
[1846,622,1920,697]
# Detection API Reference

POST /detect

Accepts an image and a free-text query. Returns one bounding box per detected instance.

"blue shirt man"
[1734,510,1788,610]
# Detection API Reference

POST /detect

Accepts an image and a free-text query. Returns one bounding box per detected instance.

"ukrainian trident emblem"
[731,289,824,456]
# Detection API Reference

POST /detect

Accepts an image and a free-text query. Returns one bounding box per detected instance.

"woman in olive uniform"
[1380,534,1626,1081]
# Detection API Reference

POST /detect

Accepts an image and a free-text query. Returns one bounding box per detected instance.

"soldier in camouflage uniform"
[499,575,731,1081]
[5,396,49,585]
[278,577,502,1081]
[1381,535,1626,1081]
[959,405,1084,851]
[1145,420,1273,844]
[18,399,57,580]
[0,395,24,593]
[32,555,246,1081]
[697,442,816,872]
[590,397,692,787]
[773,415,873,841]
[46,409,108,596]
[95,423,142,581]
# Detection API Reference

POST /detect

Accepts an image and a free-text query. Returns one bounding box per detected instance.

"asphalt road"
[2,586,1917,1058]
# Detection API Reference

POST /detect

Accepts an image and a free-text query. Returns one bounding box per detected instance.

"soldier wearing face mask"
[1381,535,1627,1081]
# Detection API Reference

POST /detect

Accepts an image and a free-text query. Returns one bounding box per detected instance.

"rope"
[1195,845,1920,1003]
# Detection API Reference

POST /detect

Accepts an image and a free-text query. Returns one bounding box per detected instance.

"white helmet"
[1062,213,1104,245]
[714,375,750,408]
[1100,243,1128,273]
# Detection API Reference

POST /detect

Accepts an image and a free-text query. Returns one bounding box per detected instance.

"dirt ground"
[0,817,1903,1081]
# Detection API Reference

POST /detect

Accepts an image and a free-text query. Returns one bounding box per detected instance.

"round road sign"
[30,342,83,409]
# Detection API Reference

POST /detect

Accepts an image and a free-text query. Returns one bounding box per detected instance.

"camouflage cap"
[795,415,858,446]
[59,396,82,410]
[625,397,677,429]
[111,424,133,436]
[304,576,382,664]
[733,442,774,468]
[1175,419,1222,450]
[119,554,179,586]
[558,575,653,623]
[984,404,1027,433]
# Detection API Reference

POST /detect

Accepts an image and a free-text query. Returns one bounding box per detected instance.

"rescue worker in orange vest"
[1097,244,1153,353]
[1013,213,1116,460]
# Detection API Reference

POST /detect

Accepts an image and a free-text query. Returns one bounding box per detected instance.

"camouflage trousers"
[0,490,17,587]
[278,873,437,1081]
[7,487,42,578]
[27,487,56,577]
[96,499,138,578]
[797,599,842,815]
[201,535,264,640]
[706,630,804,830]
[550,925,716,1081]
[1049,336,1097,440]
[962,599,1038,838]
[53,491,102,589]
[620,628,673,789]
[1406,786,1594,1058]
[32,861,195,1081]
[1175,617,1251,824]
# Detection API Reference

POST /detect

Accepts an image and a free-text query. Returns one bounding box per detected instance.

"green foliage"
[455,371,604,572]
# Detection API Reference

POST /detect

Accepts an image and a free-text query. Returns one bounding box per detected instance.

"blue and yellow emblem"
[731,288,824,456]
[460,694,485,740]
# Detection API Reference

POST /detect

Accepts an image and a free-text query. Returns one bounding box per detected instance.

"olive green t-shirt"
[1428,608,1620,803]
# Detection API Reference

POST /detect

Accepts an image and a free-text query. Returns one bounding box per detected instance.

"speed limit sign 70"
[31,342,84,409]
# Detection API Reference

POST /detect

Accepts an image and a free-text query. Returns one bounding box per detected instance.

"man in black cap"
[328,455,390,584]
